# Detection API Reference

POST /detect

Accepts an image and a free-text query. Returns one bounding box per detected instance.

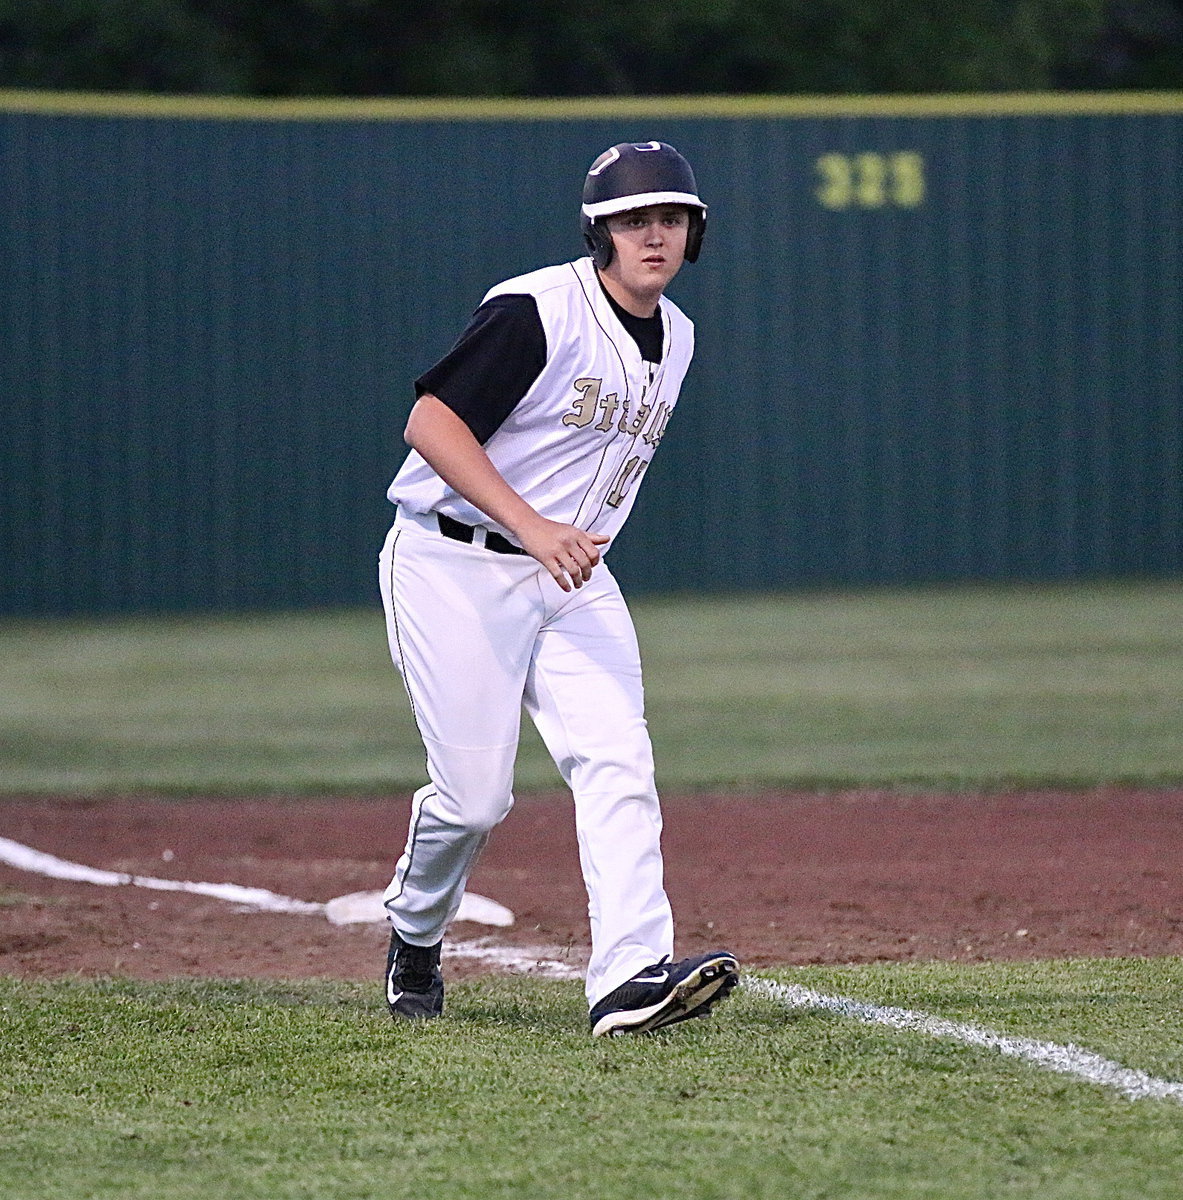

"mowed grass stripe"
[2,579,1182,793]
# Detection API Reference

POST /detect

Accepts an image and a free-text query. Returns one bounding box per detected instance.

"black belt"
[437,513,526,555]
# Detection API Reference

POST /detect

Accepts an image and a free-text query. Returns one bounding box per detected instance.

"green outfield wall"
[2,91,1180,613]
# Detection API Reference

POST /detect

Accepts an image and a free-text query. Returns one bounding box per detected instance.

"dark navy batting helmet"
[581,141,707,269]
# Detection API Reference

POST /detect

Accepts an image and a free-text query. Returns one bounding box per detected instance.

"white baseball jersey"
[388,255,694,544]
[380,253,696,1007]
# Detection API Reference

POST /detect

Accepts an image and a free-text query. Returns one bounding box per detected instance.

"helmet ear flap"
[582,216,615,270]
[684,209,706,263]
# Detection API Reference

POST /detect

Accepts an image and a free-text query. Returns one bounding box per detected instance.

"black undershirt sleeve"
[414,294,547,445]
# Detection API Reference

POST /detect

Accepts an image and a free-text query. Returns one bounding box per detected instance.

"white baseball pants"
[378,510,674,1006]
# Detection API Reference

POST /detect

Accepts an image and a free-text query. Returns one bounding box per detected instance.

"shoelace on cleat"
[394,944,438,992]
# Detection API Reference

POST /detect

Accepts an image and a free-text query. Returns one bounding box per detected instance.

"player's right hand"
[516,518,611,592]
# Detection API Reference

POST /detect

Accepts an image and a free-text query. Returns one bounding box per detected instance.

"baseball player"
[378,141,739,1036]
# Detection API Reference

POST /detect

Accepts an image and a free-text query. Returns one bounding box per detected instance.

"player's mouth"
[642,255,666,266]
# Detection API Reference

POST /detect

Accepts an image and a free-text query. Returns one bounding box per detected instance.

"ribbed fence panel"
[0,95,1179,613]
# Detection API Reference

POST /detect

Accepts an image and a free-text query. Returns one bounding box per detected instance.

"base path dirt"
[2,790,1181,983]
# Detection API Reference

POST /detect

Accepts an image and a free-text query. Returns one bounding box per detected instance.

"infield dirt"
[2,790,1181,982]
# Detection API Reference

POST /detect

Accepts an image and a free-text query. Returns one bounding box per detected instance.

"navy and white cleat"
[589,951,740,1037]
[385,928,444,1021]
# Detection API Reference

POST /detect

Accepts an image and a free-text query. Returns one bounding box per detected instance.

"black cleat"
[385,928,444,1020]
[589,951,740,1037]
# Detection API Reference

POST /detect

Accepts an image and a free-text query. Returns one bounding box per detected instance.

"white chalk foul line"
[16,832,1174,1067]
[445,937,583,980]
[0,836,510,928]
[746,976,1183,1105]
[0,836,578,976]
[0,835,323,914]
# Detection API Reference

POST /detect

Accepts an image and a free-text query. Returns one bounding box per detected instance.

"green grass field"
[2,579,1182,793]
[2,961,1182,1200]
[2,581,1182,1199]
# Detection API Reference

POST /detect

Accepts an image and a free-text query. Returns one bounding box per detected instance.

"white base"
[324,889,514,928]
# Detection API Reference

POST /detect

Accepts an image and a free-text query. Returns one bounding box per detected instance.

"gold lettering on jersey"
[643,402,672,448]
[595,391,621,431]
[620,362,657,436]
[564,378,601,428]
[565,377,620,431]
[619,399,651,437]
[606,455,648,508]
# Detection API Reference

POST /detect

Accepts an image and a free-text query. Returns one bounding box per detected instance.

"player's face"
[601,205,690,312]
